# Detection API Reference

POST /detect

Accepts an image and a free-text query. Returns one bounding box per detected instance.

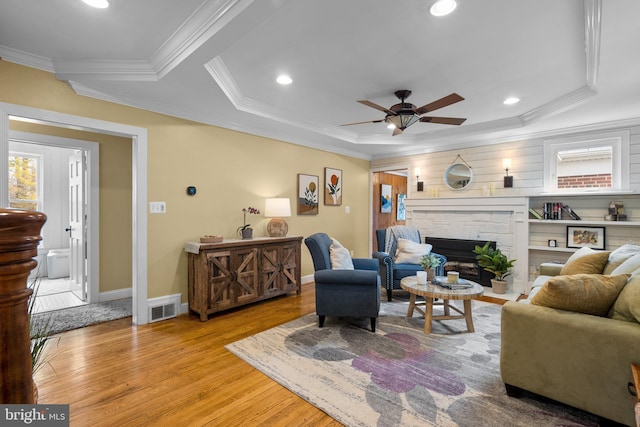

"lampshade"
[503,158,512,170]
[265,198,291,237]
[264,198,291,218]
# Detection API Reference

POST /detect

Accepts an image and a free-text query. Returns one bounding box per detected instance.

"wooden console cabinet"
[186,236,302,321]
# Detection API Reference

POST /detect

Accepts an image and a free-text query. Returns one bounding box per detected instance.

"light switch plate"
[150,202,166,214]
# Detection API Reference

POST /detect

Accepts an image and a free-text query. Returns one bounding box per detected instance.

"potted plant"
[419,253,442,282]
[472,242,516,294]
[237,206,260,239]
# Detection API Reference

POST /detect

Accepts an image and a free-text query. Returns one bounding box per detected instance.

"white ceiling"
[1,0,639,160]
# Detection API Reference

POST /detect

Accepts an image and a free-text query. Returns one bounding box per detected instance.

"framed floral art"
[297,173,319,215]
[324,167,342,206]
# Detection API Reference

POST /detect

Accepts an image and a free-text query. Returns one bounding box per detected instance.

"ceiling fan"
[341,90,466,136]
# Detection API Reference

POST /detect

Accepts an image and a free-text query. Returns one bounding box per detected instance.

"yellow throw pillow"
[559,250,610,275]
[531,274,629,316]
[608,275,640,323]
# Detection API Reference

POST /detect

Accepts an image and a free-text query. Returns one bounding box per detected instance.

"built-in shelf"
[528,245,577,253]
[528,219,640,226]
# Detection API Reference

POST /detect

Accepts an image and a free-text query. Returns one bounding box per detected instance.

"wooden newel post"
[0,208,46,404]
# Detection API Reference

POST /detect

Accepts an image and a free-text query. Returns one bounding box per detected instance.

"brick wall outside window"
[557,173,611,188]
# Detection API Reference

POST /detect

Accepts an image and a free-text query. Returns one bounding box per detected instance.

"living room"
[1,0,640,425]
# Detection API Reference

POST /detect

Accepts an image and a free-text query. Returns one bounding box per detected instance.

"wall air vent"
[148,294,181,323]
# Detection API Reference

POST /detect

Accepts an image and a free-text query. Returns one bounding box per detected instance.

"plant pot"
[240,228,253,239]
[426,269,436,282]
[491,279,507,294]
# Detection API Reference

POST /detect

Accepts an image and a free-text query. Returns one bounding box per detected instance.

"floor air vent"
[148,294,180,323]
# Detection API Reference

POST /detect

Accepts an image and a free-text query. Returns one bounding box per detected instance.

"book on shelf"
[432,277,473,290]
[561,205,581,220]
[528,208,543,220]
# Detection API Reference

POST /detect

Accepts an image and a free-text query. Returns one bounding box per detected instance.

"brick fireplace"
[404,196,529,294]
[426,237,496,287]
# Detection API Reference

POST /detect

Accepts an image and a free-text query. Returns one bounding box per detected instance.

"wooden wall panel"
[372,172,407,252]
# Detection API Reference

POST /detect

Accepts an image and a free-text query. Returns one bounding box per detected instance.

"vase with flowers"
[237,206,260,239]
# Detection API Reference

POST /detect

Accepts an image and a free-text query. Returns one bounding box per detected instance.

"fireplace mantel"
[404,197,529,293]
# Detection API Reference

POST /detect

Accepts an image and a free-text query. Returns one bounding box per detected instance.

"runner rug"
[226,300,598,426]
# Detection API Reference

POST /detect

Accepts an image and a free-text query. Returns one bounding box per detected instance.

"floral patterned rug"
[226,300,598,426]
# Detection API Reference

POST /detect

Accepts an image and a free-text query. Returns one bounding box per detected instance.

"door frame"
[9,131,99,304]
[0,102,149,324]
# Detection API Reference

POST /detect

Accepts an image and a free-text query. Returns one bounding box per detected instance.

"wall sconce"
[503,158,513,188]
[264,198,291,237]
[415,167,424,192]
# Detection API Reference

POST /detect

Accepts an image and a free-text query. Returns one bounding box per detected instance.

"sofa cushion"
[608,274,640,323]
[330,238,354,270]
[603,244,640,274]
[393,238,433,264]
[611,252,640,276]
[560,247,610,275]
[531,274,629,316]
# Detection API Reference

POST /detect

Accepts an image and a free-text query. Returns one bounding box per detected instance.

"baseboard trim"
[99,288,132,302]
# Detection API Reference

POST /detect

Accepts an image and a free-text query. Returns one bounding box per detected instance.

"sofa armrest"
[501,301,640,426]
[539,262,564,276]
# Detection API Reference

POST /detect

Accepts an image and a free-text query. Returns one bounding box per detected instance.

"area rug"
[226,300,598,426]
[32,298,132,335]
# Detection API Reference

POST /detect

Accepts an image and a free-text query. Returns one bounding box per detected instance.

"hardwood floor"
[35,283,341,426]
[34,284,507,426]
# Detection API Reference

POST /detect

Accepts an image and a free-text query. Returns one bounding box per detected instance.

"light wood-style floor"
[34,284,506,426]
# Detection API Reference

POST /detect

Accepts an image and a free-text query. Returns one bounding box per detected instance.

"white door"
[68,150,87,301]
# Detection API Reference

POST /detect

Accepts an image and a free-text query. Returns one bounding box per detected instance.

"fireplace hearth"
[425,237,496,287]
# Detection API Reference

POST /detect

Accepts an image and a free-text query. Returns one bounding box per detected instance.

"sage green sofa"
[501,245,640,426]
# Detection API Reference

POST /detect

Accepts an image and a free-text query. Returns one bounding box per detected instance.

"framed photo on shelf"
[566,226,606,250]
[297,173,319,215]
[324,167,342,206]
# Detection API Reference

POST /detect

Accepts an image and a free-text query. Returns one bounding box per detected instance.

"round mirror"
[443,163,473,190]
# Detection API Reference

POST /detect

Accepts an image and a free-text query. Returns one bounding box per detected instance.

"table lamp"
[264,198,291,237]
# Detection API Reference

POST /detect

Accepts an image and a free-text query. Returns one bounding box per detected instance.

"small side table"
[400,276,484,334]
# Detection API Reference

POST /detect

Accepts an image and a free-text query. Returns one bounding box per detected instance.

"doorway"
[371,169,408,253]
[0,102,150,324]
[9,131,98,313]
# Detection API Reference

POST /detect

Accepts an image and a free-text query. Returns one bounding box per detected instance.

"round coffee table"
[400,276,484,334]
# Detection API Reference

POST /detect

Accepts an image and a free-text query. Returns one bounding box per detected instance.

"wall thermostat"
[186,186,197,196]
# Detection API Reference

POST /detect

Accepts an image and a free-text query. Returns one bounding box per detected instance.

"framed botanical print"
[397,193,406,220]
[324,167,342,206]
[381,184,392,213]
[297,174,319,215]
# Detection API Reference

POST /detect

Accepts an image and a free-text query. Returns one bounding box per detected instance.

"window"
[8,153,42,210]
[543,131,629,193]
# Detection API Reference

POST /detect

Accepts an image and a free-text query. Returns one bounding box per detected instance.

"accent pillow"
[608,274,640,323]
[610,252,640,276]
[531,274,629,316]
[393,238,433,264]
[603,244,640,274]
[330,238,354,270]
[559,247,610,275]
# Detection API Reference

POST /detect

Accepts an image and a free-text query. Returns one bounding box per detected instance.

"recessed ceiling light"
[430,0,457,16]
[82,0,109,8]
[276,75,292,85]
[503,97,520,105]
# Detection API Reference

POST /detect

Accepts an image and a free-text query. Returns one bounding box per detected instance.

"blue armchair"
[372,227,447,301]
[304,233,380,332]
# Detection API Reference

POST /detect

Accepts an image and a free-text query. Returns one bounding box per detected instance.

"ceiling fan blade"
[419,116,467,125]
[392,127,403,136]
[358,100,396,115]
[341,119,384,126]
[414,93,464,115]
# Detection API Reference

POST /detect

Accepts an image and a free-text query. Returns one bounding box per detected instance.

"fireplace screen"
[425,237,496,287]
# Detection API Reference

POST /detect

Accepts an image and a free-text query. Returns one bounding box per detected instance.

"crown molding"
[54,60,158,81]
[584,0,602,88]
[0,45,54,73]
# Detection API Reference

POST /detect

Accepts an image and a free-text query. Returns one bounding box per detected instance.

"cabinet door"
[206,250,234,311]
[232,247,259,305]
[260,243,299,295]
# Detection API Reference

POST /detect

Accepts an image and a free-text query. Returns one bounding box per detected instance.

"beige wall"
[0,60,372,300]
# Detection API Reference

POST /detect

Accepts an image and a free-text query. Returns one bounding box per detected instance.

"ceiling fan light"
[82,0,109,8]
[430,0,457,16]
[400,114,420,129]
[387,123,396,129]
